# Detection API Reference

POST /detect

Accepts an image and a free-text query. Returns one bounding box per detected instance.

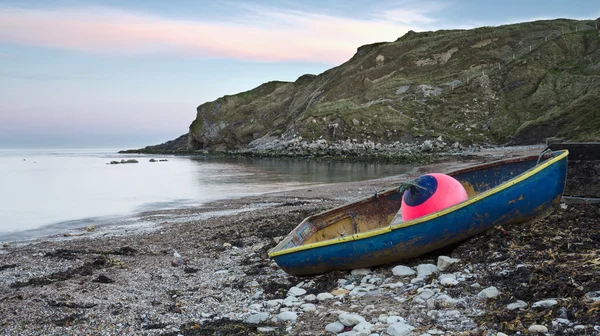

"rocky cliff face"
[185,18,599,151]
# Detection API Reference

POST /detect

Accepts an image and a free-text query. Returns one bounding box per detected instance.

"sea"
[0,148,411,241]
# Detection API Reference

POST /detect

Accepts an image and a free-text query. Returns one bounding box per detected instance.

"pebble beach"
[1,146,599,336]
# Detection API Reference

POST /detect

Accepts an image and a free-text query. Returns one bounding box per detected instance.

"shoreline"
[4,145,597,336]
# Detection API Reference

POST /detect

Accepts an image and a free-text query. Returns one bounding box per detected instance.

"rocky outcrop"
[143,19,600,153]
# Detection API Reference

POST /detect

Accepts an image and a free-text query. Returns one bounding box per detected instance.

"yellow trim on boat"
[268,150,568,257]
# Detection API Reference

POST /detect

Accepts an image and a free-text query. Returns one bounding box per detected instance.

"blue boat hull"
[269,150,568,276]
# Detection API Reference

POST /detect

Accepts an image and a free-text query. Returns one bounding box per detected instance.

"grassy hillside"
[187,18,600,150]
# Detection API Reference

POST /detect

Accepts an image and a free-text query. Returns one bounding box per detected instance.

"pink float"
[401,173,468,221]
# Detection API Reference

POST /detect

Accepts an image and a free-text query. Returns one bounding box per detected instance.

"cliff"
[148,18,600,153]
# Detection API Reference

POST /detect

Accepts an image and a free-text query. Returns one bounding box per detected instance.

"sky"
[0,0,598,148]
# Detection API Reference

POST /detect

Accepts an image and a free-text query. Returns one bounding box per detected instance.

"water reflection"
[189,156,412,185]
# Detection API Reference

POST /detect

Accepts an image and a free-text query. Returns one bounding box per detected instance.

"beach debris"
[171,250,183,267]
[94,274,115,284]
[86,224,96,232]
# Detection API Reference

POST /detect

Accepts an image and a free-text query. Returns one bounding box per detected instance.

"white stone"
[419,289,435,300]
[478,286,499,299]
[267,299,283,307]
[317,292,334,301]
[556,318,570,324]
[283,296,303,307]
[574,325,585,330]
[257,327,275,333]
[440,277,459,286]
[437,256,461,271]
[304,294,316,302]
[392,265,416,277]
[276,311,298,322]
[387,322,415,336]
[506,300,528,310]
[325,321,345,333]
[245,312,270,324]
[532,299,558,308]
[496,333,508,336]
[344,284,356,290]
[300,303,316,312]
[287,286,306,296]
[338,332,358,336]
[353,322,373,333]
[528,324,548,333]
[339,313,366,326]
[436,294,461,306]
[351,268,371,275]
[417,264,438,277]
[386,316,405,324]
[410,277,425,284]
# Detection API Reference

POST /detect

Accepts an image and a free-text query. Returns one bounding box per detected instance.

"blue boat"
[268,150,569,276]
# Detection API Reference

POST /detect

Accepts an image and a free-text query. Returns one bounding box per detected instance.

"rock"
[353,322,373,333]
[245,312,270,324]
[288,287,306,296]
[436,294,461,306]
[418,289,434,300]
[283,296,303,307]
[437,256,460,271]
[331,289,350,295]
[506,300,528,310]
[387,322,415,336]
[300,303,316,312]
[440,277,459,286]
[267,299,283,308]
[317,293,334,301]
[94,274,115,284]
[478,286,499,299]
[325,321,345,333]
[528,325,548,333]
[392,265,416,277]
[352,119,361,126]
[304,294,316,302]
[417,264,438,277]
[532,299,558,308]
[339,313,366,326]
[276,311,298,322]
[351,268,371,275]
[257,327,275,333]
[149,158,157,162]
[386,316,405,324]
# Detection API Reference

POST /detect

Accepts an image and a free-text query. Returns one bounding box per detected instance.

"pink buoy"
[401,173,468,221]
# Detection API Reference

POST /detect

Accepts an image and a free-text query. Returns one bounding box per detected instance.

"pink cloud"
[0,5,434,63]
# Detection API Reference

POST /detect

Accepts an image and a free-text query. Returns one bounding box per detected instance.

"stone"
[478,286,499,299]
[506,300,528,310]
[437,256,460,271]
[386,316,405,324]
[304,294,316,302]
[300,303,316,312]
[416,264,438,277]
[351,268,371,276]
[317,292,335,301]
[245,312,270,324]
[325,321,345,333]
[331,289,349,296]
[353,322,373,333]
[387,322,415,336]
[257,327,275,333]
[287,287,306,296]
[267,299,283,307]
[528,325,548,333]
[418,289,434,300]
[532,299,558,308]
[276,311,298,322]
[339,313,366,326]
[392,265,416,277]
[440,277,459,286]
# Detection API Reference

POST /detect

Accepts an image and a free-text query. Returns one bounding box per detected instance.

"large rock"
[437,256,460,271]
[339,313,366,326]
[392,265,416,277]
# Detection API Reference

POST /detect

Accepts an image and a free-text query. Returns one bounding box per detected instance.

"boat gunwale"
[268,150,569,257]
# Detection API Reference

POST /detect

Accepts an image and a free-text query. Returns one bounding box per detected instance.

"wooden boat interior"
[275,153,557,251]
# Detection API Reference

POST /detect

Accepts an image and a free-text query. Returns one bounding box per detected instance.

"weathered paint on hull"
[270,151,568,276]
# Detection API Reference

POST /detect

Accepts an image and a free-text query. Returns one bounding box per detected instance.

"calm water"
[0,149,411,241]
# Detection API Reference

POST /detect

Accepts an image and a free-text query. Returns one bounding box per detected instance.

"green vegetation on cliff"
[183,18,600,150]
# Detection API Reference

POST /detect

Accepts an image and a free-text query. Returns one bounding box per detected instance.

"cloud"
[0,4,440,63]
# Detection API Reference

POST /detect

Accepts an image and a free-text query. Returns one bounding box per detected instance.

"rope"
[398,181,426,194]
[536,148,553,165]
